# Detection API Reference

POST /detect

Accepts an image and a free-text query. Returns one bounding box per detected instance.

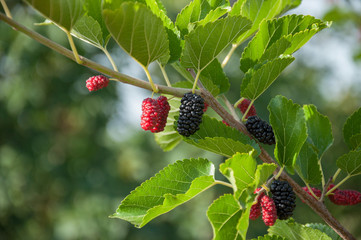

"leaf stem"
[142,66,158,93]
[214,180,233,189]
[192,70,201,93]
[305,183,320,200]
[65,29,83,64]
[274,166,284,180]
[221,43,238,68]
[326,175,351,196]
[157,61,172,87]
[234,97,245,108]
[241,99,255,122]
[0,0,12,19]
[101,46,119,72]
[332,168,341,182]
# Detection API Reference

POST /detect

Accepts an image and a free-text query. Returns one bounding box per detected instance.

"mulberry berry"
[249,188,264,220]
[260,195,277,226]
[270,180,296,220]
[328,188,361,206]
[302,187,322,200]
[140,96,170,133]
[177,92,205,137]
[203,102,209,112]
[237,99,257,118]
[245,116,275,145]
[86,75,109,91]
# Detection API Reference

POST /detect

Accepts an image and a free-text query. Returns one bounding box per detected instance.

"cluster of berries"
[86,75,109,92]
[140,96,170,133]
[302,185,361,205]
[250,180,296,226]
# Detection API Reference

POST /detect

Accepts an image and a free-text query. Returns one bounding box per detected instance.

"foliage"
[1,0,360,239]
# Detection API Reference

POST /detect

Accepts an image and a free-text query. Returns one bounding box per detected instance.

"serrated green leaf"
[305,223,342,240]
[268,95,307,170]
[336,150,361,176]
[112,158,215,227]
[295,142,322,185]
[230,0,301,45]
[254,163,277,187]
[154,97,182,151]
[252,235,286,240]
[199,59,230,96]
[343,107,361,150]
[240,15,329,72]
[220,153,257,198]
[175,0,230,37]
[268,220,332,240]
[145,0,182,63]
[72,15,105,48]
[181,115,261,157]
[207,194,243,240]
[303,105,333,158]
[181,16,252,71]
[24,0,84,30]
[84,0,110,41]
[103,2,170,67]
[349,133,361,150]
[241,57,295,101]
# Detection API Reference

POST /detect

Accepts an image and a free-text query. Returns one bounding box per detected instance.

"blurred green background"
[0,0,360,239]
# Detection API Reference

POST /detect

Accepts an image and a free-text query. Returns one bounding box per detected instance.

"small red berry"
[329,189,361,206]
[302,187,322,200]
[86,75,109,91]
[237,99,257,118]
[140,96,170,133]
[260,195,277,226]
[249,188,264,220]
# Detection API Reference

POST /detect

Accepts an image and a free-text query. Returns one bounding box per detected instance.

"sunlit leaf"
[254,163,277,187]
[268,95,307,170]
[181,16,252,71]
[112,158,215,227]
[103,2,170,66]
[343,107,361,150]
[336,150,361,176]
[207,194,243,240]
[305,223,342,240]
[24,0,84,30]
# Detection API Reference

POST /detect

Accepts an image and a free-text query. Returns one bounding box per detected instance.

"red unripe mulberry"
[329,189,361,206]
[140,96,170,133]
[260,195,277,226]
[237,99,257,118]
[86,75,109,91]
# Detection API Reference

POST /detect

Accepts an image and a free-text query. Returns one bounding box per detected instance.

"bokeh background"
[0,0,360,239]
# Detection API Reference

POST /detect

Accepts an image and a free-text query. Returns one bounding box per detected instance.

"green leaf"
[240,15,329,73]
[199,59,230,95]
[252,235,286,240]
[237,202,252,239]
[112,158,215,227]
[230,0,302,45]
[154,96,182,151]
[241,57,295,101]
[84,0,110,41]
[145,0,182,63]
[336,150,361,177]
[295,142,322,185]
[182,115,261,157]
[303,105,333,158]
[254,163,277,187]
[72,15,106,48]
[268,219,332,240]
[24,0,84,30]
[103,2,170,67]
[181,16,252,72]
[220,153,257,198]
[349,133,361,150]
[207,194,243,240]
[305,223,342,240]
[343,107,361,150]
[268,95,308,170]
[175,0,231,37]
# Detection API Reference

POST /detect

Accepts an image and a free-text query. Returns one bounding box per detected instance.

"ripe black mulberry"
[245,116,275,145]
[270,180,296,220]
